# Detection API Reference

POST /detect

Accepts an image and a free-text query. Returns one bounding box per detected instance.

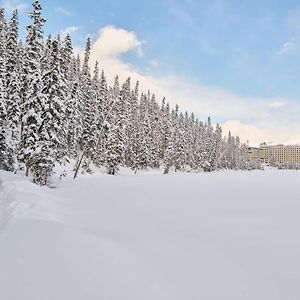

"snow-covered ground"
[0,169,300,300]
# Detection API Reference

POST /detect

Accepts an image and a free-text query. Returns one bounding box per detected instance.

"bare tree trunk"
[73,150,85,179]
[25,161,29,177]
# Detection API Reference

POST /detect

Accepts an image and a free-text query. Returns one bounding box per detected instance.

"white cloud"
[222,120,290,146]
[83,25,300,146]
[0,0,27,14]
[90,26,143,60]
[269,101,285,109]
[278,41,295,55]
[283,133,300,145]
[60,26,79,38]
[55,6,72,16]
[276,35,300,56]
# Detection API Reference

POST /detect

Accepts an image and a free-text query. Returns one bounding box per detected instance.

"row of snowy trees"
[0,1,259,185]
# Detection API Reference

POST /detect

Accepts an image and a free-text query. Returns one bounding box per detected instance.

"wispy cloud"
[60,26,79,38]
[150,59,160,68]
[277,41,296,55]
[55,6,72,16]
[269,101,285,109]
[0,0,27,14]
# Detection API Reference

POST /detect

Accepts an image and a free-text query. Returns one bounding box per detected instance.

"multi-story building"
[248,143,300,167]
[248,146,260,162]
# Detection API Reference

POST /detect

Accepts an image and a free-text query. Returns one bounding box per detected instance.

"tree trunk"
[73,150,85,179]
[25,161,29,177]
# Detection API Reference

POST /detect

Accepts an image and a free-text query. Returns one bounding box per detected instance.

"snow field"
[0,169,300,300]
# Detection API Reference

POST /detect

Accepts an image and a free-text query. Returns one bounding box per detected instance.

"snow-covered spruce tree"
[104,76,125,175]
[239,142,250,170]
[224,131,237,170]
[59,33,74,161]
[201,117,219,172]
[185,112,196,170]
[0,8,14,172]
[159,98,167,160]
[213,123,223,170]
[135,93,151,170]
[18,39,27,143]
[168,105,185,172]
[0,1,257,182]
[195,120,206,170]
[0,8,6,33]
[175,111,188,171]
[93,69,109,166]
[66,54,82,159]
[90,61,102,166]
[80,37,97,171]
[120,77,133,167]
[187,113,199,171]
[0,97,13,171]
[0,70,13,171]
[5,10,21,164]
[19,0,46,181]
[60,34,73,80]
[234,136,241,169]
[127,81,140,172]
[148,94,161,169]
[38,37,67,178]
[163,104,175,174]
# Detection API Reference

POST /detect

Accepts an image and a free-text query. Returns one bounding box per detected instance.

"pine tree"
[0,8,14,171]
[66,56,82,158]
[40,38,67,169]
[202,117,219,172]
[127,81,140,172]
[104,76,125,174]
[213,123,223,170]
[0,8,6,33]
[0,1,255,182]
[0,98,13,171]
[94,69,109,166]
[6,10,21,159]
[81,38,97,170]
[0,9,7,118]
[0,47,13,171]
[148,94,161,169]
[163,104,175,174]
[90,61,102,166]
[19,0,46,181]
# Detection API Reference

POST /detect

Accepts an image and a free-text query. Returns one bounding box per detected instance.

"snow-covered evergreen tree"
[163,105,175,174]
[93,69,109,166]
[0,1,257,183]
[19,0,46,181]
[0,8,14,171]
[40,37,67,166]
[80,38,97,170]
[104,76,125,175]
[127,81,140,172]
[66,55,82,158]
[6,10,21,160]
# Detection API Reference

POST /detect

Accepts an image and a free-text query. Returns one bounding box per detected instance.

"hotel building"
[248,143,300,166]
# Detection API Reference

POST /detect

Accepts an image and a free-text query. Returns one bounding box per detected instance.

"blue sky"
[3,0,300,144]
